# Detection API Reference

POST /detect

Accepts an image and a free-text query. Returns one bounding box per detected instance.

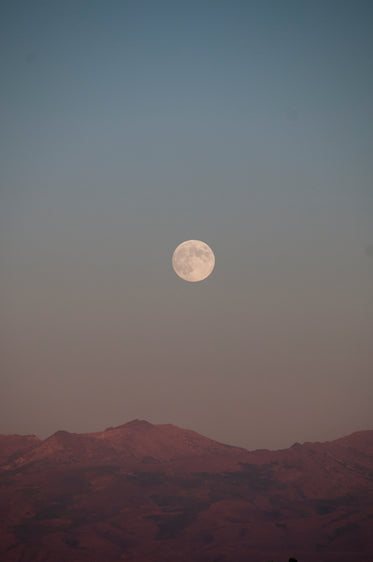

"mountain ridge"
[3,419,372,455]
[1,421,372,561]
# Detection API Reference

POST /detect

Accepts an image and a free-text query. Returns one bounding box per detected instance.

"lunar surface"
[172,240,215,282]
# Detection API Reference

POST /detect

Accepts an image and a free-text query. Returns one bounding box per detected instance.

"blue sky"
[1,1,372,449]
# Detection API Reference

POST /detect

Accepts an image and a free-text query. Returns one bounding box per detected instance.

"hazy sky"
[1,1,372,450]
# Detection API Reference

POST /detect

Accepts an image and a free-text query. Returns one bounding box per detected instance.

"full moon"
[172,240,215,282]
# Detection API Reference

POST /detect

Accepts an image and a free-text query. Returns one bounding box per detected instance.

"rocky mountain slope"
[0,421,372,561]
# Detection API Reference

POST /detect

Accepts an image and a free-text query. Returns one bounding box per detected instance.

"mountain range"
[0,420,372,561]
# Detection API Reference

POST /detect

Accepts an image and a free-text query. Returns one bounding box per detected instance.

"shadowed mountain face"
[0,422,372,562]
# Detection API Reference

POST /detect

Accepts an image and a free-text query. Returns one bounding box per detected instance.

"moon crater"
[172,240,215,282]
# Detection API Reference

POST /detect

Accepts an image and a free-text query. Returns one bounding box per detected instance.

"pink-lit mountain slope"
[0,434,40,465]
[0,421,372,562]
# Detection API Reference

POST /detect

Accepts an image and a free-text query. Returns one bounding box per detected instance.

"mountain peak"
[105,419,154,432]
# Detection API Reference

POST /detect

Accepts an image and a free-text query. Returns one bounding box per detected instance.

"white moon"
[172,240,215,282]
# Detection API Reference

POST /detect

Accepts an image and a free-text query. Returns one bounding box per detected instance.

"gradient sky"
[1,1,372,450]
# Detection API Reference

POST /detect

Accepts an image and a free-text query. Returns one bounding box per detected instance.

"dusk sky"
[1,1,372,450]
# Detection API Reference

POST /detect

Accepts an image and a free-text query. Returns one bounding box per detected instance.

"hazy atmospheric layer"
[1,1,372,449]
